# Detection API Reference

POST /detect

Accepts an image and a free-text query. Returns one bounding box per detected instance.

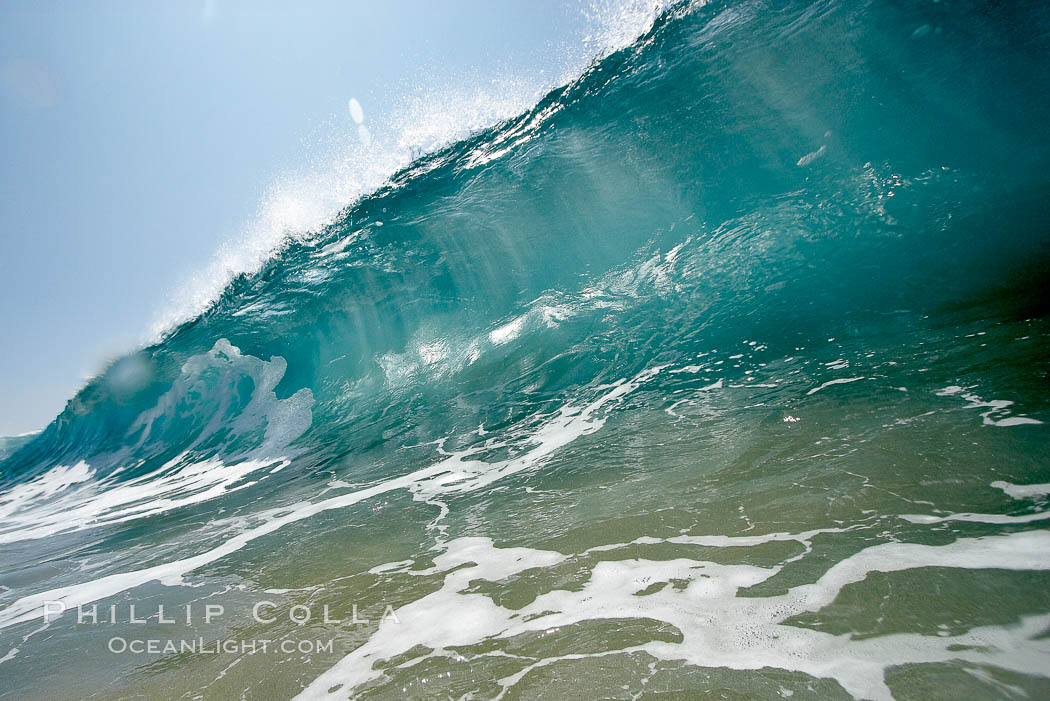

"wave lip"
[150,0,675,341]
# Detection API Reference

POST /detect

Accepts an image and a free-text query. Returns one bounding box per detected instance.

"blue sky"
[0,0,606,435]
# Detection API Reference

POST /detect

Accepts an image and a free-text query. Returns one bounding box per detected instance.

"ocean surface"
[2,1,1050,699]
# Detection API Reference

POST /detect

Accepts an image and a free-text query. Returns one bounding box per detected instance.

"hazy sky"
[0,0,600,435]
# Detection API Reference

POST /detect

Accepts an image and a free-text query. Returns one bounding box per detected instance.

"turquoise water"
[2,1,1050,698]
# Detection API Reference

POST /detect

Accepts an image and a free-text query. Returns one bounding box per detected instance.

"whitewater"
[2,1,1049,699]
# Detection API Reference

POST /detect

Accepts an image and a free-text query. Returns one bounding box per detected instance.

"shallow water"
[1,1,1049,698]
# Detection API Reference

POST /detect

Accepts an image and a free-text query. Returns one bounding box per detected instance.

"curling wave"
[1,1,1049,699]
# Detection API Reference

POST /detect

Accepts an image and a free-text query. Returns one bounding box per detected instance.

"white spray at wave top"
[150,0,672,340]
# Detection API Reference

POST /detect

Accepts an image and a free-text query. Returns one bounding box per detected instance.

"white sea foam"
[806,376,864,395]
[296,529,1050,701]
[899,481,1050,524]
[0,461,93,524]
[0,365,661,630]
[992,481,1050,500]
[900,510,1050,525]
[4,429,42,439]
[0,455,285,546]
[936,385,1044,427]
[0,340,313,545]
[490,317,527,346]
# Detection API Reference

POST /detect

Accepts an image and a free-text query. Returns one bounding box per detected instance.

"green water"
[1,0,1049,698]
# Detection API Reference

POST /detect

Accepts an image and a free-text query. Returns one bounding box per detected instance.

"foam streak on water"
[298,529,1050,701]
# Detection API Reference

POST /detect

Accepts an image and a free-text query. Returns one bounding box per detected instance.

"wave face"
[2,1,1050,698]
